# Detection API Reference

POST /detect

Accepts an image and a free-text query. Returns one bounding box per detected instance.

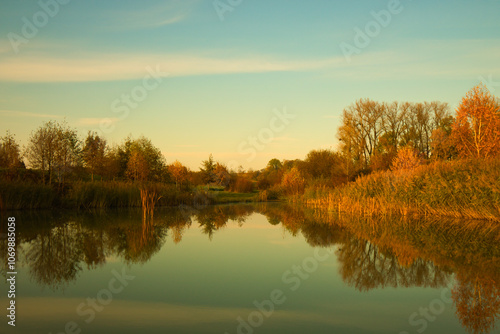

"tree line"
[0,83,499,198]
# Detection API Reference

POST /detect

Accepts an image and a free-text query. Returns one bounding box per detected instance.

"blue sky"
[0,0,499,170]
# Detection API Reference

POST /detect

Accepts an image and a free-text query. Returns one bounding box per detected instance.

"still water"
[1,203,499,334]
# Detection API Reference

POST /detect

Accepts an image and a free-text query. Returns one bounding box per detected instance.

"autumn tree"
[452,84,500,158]
[126,149,149,182]
[168,160,188,189]
[267,158,283,171]
[281,167,306,195]
[101,145,122,180]
[82,131,107,181]
[0,131,23,169]
[257,158,284,190]
[298,149,346,185]
[119,136,166,182]
[200,154,216,185]
[214,162,231,188]
[25,120,80,184]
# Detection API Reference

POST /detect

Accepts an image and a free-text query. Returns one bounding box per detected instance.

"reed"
[303,158,500,221]
[0,181,55,210]
[140,184,162,218]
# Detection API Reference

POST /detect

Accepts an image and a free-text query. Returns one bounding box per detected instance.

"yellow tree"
[452,84,500,158]
[168,160,188,189]
[281,167,306,195]
[126,149,149,182]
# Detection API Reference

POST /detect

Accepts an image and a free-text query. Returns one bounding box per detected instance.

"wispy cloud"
[0,52,340,82]
[101,0,200,31]
[2,39,497,83]
[0,110,62,118]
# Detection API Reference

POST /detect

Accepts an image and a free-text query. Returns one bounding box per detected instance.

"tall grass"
[0,180,216,210]
[67,181,200,209]
[0,181,55,210]
[67,181,141,209]
[304,158,500,221]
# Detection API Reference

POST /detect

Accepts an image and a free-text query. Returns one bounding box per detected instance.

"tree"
[168,160,188,189]
[55,124,81,184]
[200,154,216,185]
[281,167,305,195]
[25,120,79,184]
[451,84,500,158]
[267,158,283,171]
[82,131,107,181]
[101,145,122,180]
[126,149,149,182]
[382,101,408,152]
[430,127,455,160]
[119,136,166,182]
[0,131,23,169]
[214,162,231,188]
[301,149,343,180]
[338,99,385,167]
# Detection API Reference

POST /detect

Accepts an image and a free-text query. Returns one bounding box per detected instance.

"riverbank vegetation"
[1,84,499,218]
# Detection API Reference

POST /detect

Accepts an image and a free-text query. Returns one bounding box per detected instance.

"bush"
[230,177,254,193]
[258,186,282,201]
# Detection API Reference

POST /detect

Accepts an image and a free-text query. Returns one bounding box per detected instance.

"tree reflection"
[194,205,253,240]
[24,224,83,290]
[7,203,500,334]
[337,235,451,291]
[452,271,500,334]
[81,229,107,269]
[107,214,167,264]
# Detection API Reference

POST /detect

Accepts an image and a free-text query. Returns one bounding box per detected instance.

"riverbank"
[302,158,500,222]
[0,180,261,211]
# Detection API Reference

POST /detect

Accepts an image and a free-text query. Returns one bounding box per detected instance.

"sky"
[0,0,499,170]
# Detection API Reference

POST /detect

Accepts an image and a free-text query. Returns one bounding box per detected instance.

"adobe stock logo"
[213,0,243,21]
[7,0,71,54]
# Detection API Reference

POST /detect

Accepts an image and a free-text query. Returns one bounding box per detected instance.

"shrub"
[230,176,254,193]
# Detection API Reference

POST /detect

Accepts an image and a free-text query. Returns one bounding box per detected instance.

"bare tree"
[24,120,80,184]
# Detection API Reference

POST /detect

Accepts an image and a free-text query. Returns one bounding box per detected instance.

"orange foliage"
[392,146,421,171]
[126,150,149,181]
[452,84,500,158]
[168,160,188,189]
[281,167,306,195]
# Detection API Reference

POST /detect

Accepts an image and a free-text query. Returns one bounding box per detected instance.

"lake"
[1,203,499,334]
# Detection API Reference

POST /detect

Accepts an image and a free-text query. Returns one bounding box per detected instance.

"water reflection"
[1,204,499,333]
[453,271,500,334]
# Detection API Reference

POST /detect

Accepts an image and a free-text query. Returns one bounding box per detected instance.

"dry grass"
[304,158,500,222]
